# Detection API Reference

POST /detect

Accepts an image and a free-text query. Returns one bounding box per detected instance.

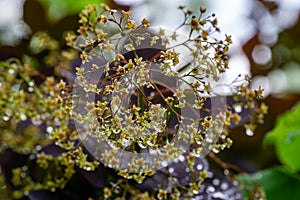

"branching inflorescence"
[0,3,267,200]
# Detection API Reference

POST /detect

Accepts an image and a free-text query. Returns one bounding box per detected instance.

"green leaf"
[37,0,107,22]
[238,167,300,200]
[264,103,300,171]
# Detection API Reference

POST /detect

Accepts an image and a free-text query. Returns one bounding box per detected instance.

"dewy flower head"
[70,3,267,185]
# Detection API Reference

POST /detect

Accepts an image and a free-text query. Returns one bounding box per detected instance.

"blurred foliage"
[264,103,300,172]
[238,103,300,199]
[227,0,300,166]
[239,167,300,200]
[36,0,108,22]
[243,0,300,93]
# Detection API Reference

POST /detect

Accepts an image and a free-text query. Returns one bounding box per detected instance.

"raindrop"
[191,151,201,157]
[206,186,216,193]
[168,167,174,173]
[8,69,15,74]
[185,167,190,173]
[224,169,229,175]
[2,116,9,121]
[84,166,92,171]
[212,178,220,186]
[146,140,153,146]
[235,193,242,199]
[138,142,147,149]
[28,87,34,92]
[207,171,213,178]
[212,148,220,154]
[193,190,200,194]
[149,149,160,155]
[246,129,254,136]
[220,182,229,190]
[252,44,272,66]
[123,139,132,146]
[212,192,227,199]
[29,81,34,86]
[22,148,30,154]
[196,164,203,171]
[29,155,35,160]
[20,113,27,121]
[161,160,168,167]
[54,117,60,124]
[234,105,242,113]
[191,196,204,200]
[185,176,190,181]
[178,155,185,162]
[205,138,213,143]
[46,126,53,133]
[195,140,202,145]
[35,145,42,151]
[21,172,26,178]
[11,84,21,92]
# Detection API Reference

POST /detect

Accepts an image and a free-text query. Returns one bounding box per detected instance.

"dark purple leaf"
[0,149,28,189]
[137,156,209,192]
[28,190,82,200]
[191,170,244,200]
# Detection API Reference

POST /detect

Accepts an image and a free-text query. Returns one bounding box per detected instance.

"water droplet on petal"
[84,166,92,171]
[234,105,242,113]
[138,142,147,149]
[2,116,9,121]
[20,113,27,121]
[178,155,185,162]
[246,129,254,136]
[8,69,15,74]
[212,148,220,154]
[193,190,200,194]
[161,160,168,167]
[46,126,53,133]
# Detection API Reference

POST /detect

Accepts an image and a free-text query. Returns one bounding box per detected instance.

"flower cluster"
[0,36,98,198]
[0,3,267,200]
[67,3,267,198]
